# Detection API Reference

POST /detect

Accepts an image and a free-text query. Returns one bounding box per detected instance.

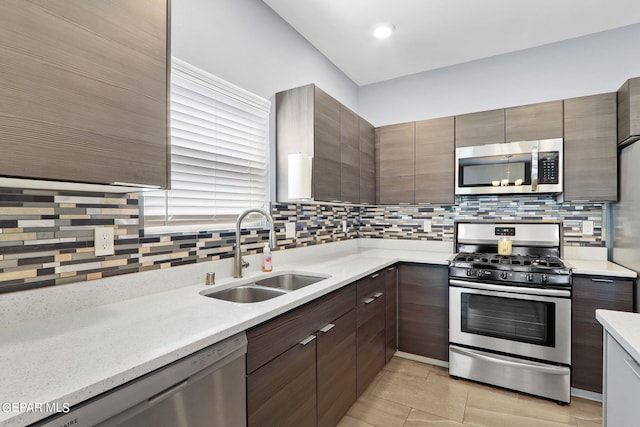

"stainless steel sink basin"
[254,273,326,291]
[203,284,288,303]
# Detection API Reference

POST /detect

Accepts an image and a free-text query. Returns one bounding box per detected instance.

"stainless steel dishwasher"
[35,332,247,427]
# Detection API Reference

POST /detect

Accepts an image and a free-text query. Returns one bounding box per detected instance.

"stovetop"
[449,252,572,287]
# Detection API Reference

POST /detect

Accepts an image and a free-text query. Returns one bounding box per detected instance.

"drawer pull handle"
[299,335,316,346]
[387,267,396,272]
[319,324,335,333]
[370,273,380,279]
[591,278,614,283]
[373,292,384,298]
[363,297,375,304]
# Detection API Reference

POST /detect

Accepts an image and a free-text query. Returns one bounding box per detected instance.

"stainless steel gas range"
[448,221,572,403]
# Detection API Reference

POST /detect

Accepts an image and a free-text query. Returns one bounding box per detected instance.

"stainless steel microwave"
[455,138,563,195]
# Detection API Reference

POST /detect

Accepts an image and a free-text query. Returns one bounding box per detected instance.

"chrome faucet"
[234,208,277,278]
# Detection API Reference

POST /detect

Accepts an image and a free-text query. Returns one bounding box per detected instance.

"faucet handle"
[241,258,250,268]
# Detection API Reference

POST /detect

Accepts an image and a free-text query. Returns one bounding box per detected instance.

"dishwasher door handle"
[148,379,189,405]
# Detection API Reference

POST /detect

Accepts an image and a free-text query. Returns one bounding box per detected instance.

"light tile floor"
[338,356,603,427]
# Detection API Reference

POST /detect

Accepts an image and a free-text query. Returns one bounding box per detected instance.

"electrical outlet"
[423,219,432,232]
[285,222,296,239]
[342,220,348,233]
[582,220,594,236]
[94,226,114,256]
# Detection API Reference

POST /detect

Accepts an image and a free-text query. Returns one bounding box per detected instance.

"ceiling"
[263,0,640,86]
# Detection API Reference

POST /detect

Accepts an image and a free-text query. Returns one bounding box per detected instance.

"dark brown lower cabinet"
[398,264,449,361]
[317,309,357,427]
[356,272,387,396]
[571,275,634,393]
[247,338,317,427]
[385,265,398,362]
[246,284,356,427]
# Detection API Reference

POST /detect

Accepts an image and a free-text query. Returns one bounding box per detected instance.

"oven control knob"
[500,271,508,280]
[477,270,484,277]
[541,274,548,283]
[466,269,473,276]
[526,273,534,281]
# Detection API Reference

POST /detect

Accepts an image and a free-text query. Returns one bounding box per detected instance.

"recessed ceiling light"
[373,23,395,40]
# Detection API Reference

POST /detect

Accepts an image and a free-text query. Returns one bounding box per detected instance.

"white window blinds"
[143,58,271,232]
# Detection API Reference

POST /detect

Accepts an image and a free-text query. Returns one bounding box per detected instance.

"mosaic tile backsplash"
[0,189,604,293]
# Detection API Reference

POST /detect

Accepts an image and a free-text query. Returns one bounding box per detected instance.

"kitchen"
[1,1,640,426]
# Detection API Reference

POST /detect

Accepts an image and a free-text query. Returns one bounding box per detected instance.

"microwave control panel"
[538,152,559,184]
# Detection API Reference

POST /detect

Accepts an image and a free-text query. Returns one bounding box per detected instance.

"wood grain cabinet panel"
[384,265,398,363]
[0,0,168,187]
[314,87,342,202]
[356,272,386,396]
[571,275,634,393]
[340,106,360,203]
[415,117,455,204]
[376,122,415,204]
[617,77,640,145]
[398,264,449,361]
[359,118,376,204]
[564,93,617,201]
[247,337,317,427]
[505,100,563,142]
[317,309,357,427]
[455,109,505,147]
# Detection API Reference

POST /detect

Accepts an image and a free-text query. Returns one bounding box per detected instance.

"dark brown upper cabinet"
[505,100,564,142]
[0,0,169,188]
[617,77,640,146]
[455,109,505,148]
[415,117,455,204]
[359,118,376,204]
[564,93,618,202]
[375,122,415,204]
[276,84,372,203]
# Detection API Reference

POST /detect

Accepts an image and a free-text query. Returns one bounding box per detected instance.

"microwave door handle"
[531,147,539,192]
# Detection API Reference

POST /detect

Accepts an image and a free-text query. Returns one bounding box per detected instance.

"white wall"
[171,0,359,111]
[359,24,640,126]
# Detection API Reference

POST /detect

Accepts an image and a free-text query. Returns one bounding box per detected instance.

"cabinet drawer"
[247,284,356,373]
[247,336,317,427]
[357,271,385,301]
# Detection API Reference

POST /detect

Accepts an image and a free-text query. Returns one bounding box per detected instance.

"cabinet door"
[359,118,376,204]
[317,309,357,427]
[415,117,455,204]
[617,77,640,145]
[314,87,341,201]
[356,273,386,396]
[572,275,634,393]
[376,122,415,204]
[340,106,360,203]
[455,109,505,147]
[564,93,617,202]
[398,264,449,361]
[384,266,398,363]
[247,337,317,427]
[0,0,168,187]
[505,100,563,142]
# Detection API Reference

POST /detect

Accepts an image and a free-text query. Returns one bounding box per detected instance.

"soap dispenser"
[262,243,272,272]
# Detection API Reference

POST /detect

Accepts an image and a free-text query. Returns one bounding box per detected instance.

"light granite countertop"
[0,238,634,426]
[597,310,640,364]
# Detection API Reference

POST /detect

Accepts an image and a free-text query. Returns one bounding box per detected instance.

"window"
[143,58,271,233]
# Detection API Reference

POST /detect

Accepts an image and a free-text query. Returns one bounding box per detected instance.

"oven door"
[449,279,571,365]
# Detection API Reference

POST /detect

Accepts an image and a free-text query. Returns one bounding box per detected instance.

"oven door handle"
[450,346,570,376]
[449,279,571,298]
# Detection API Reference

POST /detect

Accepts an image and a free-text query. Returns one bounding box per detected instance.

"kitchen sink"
[203,284,288,303]
[254,273,326,290]
[201,273,329,303]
